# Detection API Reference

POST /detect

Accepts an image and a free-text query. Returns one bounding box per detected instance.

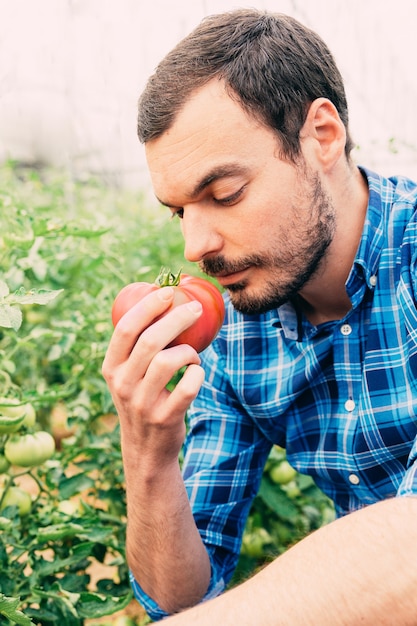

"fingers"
[167,362,205,415]
[126,300,202,379]
[129,361,205,449]
[104,287,175,368]
[141,344,203,411]
[103,287,202,376]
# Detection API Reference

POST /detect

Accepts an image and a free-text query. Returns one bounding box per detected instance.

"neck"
[298,165,368,326]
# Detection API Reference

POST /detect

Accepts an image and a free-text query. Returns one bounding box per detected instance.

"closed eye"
[168,184,246,218]
[213,186,245,206]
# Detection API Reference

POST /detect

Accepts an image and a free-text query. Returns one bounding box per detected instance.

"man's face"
[145,79,336,314]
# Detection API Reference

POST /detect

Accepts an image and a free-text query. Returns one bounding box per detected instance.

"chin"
[227,277,296,315]
[229,292,283,315]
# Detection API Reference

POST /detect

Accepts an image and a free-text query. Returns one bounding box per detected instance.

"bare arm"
[102,287,211,613]
[161,496,417,625]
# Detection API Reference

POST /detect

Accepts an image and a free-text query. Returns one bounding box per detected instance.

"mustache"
[200,254,265,276]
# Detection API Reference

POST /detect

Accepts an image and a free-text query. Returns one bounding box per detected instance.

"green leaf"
[0,286,63,330]
[0,281,10,297]
[33,542,94,578]
[31,583,79,618]
[89,526,117,543]
[76,590,133,619]
[31,585,133,620]
[7,287,64,306]
[0,304,23,330]
[36,522,85,543]
[0,593,35,625]
[59,473,96,499]
[0,412,26,429]
[258,477,299,520]
[0,516,14,530]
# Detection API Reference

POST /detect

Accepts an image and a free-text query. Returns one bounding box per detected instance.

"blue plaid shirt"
[132,168,417,620]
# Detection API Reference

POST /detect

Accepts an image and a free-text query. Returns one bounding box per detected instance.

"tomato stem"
[155,267,182,287]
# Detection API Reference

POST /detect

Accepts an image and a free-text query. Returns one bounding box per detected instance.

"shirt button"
[370,275,377,287]
[340,324,352,336]
[345,399,355,412]
[349,473,360,485]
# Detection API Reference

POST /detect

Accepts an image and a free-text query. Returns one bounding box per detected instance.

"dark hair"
[137,9,354,161]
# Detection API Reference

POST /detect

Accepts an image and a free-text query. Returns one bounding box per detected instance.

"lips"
[214,268,249,287]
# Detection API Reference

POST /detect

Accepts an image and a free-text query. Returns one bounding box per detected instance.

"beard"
[200,173,336,315]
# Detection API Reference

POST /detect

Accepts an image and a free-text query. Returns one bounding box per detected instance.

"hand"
[102,286,205,467]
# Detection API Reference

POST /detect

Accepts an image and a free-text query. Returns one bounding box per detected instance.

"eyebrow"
[156,163,249,208]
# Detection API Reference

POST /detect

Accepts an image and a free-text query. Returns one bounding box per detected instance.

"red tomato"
[112,270,225,353]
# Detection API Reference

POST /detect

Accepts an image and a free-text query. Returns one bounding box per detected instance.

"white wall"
[0,0,416,188]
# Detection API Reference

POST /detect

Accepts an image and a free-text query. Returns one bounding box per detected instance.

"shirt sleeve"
[397,436,417,497]
[129,339,272,621]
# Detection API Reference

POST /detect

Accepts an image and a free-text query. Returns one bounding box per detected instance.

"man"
[102,9,417,624]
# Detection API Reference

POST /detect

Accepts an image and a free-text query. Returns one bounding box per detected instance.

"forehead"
[145,79,277,198]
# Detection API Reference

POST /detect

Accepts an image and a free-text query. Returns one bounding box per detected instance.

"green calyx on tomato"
[4,431,55,467]
[0,397,36,434]
[112,268,225,353]
[0,486,32,516]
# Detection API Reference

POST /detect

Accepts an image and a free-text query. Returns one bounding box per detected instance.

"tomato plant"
[0,162,185,626]
[112,268,225,353]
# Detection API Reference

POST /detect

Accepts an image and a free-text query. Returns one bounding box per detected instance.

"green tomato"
[22,403,36,428]
[4,431,55,467]
[269,460,298,485]
[0,398,36,434]
[0,454,10,473]
[283,480,301,499]
[0,486,32,516]
[241,528,272,558]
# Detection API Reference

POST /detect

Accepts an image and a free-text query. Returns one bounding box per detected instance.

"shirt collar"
[346,167,387,300]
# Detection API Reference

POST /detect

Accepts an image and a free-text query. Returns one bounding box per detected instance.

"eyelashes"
[170,185,246,220]
[169,186,246,219]
[213,186,245,206]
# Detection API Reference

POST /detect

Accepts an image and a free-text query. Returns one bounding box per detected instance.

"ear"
[301,98,346,171]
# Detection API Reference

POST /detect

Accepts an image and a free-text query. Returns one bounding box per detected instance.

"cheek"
[233,216,276,253]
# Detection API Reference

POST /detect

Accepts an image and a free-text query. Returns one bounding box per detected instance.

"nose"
[181,205,223,263]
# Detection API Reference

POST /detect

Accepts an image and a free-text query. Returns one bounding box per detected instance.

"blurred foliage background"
[0,162,334,625]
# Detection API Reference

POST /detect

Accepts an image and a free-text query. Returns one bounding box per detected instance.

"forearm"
[102,287,211,612]
[164,496,417,625]
[123,446,211,614]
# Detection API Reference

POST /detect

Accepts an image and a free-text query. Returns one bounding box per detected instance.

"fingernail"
[187,300,202,313]
[159,287,174,300]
